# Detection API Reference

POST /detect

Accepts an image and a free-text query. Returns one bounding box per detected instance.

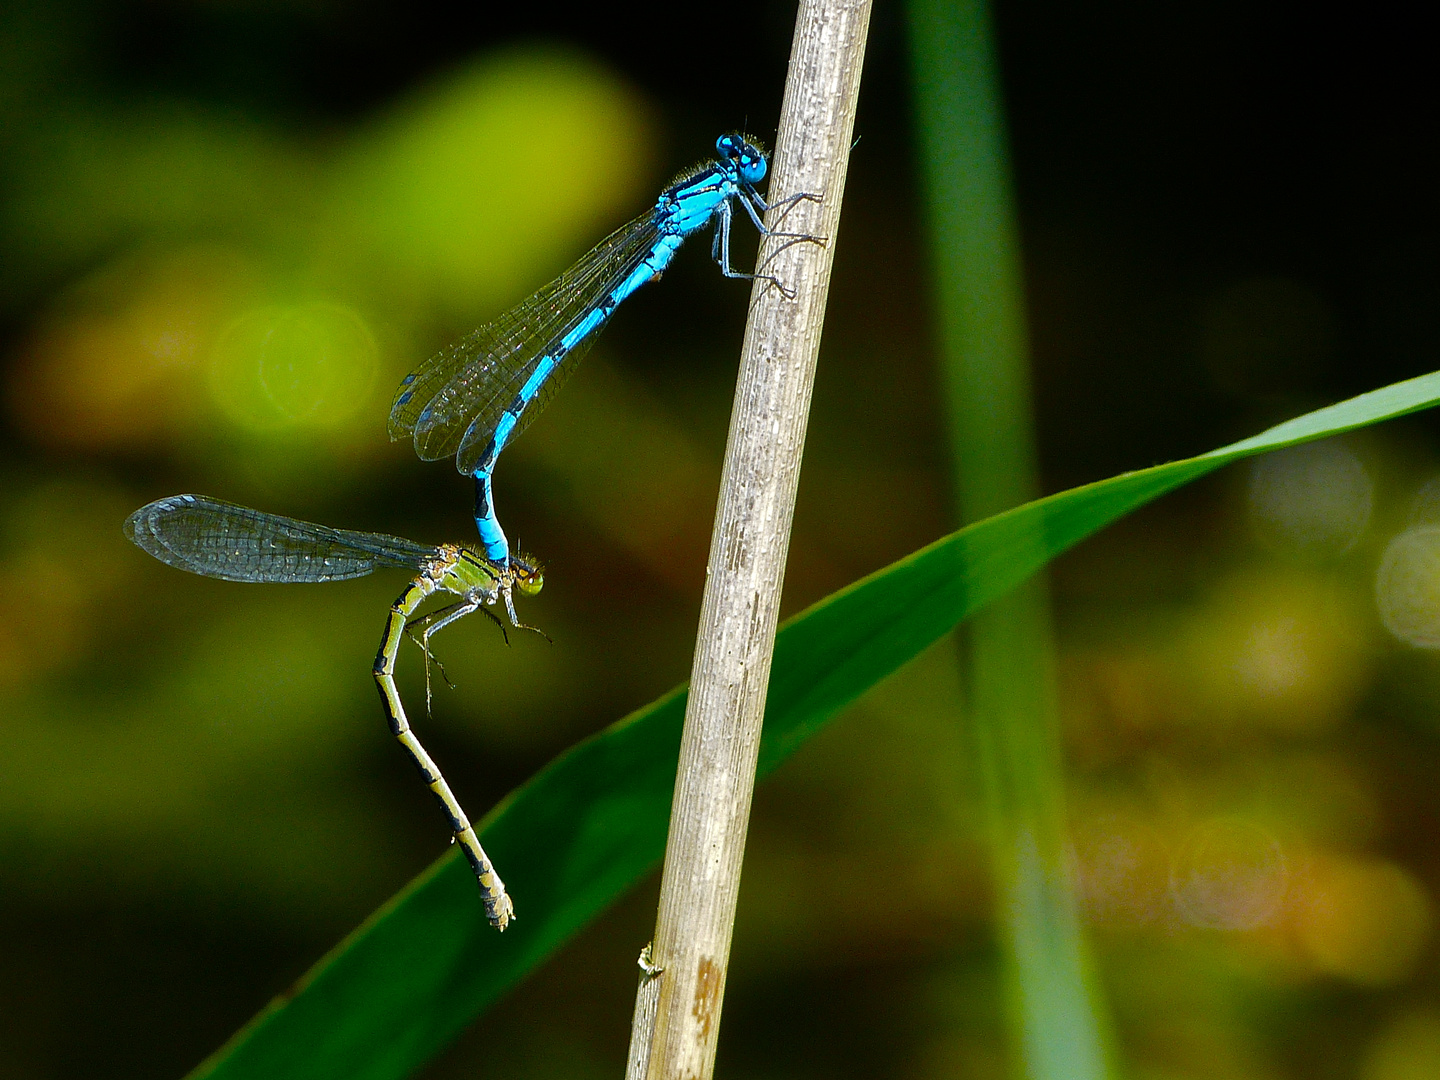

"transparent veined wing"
[389,210,664,473]
[124,495,436,583]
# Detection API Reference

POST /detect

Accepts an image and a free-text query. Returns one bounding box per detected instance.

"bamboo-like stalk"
[907,0,1115,1077]
[624,3,872,1077]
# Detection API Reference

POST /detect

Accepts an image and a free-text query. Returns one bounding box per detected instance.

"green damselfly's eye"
[511,554,545,595]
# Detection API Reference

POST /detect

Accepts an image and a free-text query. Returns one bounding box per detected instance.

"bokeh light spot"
[1181,571,1371,732]
[1376,526,1440,649]
[1298,856,1432,986]
[208,302,377,431]
[1249,440,1372,558]
[1073,814,1170,926]
[1171,818,1288,930]
[1406,475,1440,526]
[1231,615,1311,698]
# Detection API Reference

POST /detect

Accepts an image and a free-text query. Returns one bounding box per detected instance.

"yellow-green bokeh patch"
[333,47,653,319]
[209,302,378,431]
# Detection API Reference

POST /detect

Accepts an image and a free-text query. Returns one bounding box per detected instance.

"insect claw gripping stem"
[768,188,825,227]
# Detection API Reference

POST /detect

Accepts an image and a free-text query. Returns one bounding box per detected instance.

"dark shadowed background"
[2,1,1439,1077]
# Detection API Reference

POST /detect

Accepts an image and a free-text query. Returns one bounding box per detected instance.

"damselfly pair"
[126,134,819,929]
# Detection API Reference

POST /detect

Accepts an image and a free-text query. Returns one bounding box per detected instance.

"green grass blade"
[192,370,1440,1080]
[908,0,1114,1072]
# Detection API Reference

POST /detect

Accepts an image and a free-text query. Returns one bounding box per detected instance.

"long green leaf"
[909,0,1115,1073]
[193,370,1440,1080]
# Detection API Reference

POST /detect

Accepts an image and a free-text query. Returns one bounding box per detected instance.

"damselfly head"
[716,132,768,185]
[509,552,545,596]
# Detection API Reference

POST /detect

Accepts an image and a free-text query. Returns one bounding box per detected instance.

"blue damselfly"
[389,133,819,565]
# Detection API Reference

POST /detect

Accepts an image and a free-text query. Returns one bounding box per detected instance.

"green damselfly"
[124,494,544,929]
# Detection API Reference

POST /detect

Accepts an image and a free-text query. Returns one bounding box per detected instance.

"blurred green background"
[3,2,1439,1078]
